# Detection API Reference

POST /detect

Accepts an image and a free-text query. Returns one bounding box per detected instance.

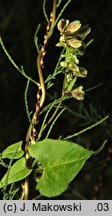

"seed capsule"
[65,20,81,35]
[67,38,82,48]
[77,25,91,40]
[57,19,69,33]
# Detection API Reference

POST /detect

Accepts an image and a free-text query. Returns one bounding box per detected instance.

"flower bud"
[73,55,79,64]
[56,35,66,47]
[60,61,67,68]
[66,73,73,82]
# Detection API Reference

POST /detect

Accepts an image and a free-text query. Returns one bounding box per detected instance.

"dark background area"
[0,0,112,199]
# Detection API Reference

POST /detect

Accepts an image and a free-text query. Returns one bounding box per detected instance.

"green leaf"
[67,76,77,92]
[29,139,94,197]
[0,158,32,189]
[1,141,24,159]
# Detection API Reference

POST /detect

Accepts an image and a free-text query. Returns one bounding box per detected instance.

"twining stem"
[52,0,57,23]
[37,50,46,108]
[23,0,57,200]
[25,0,57,157]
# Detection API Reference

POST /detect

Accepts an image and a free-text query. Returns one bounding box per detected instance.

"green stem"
[43,0,49,23]
[64,115,109,140]
[24,80,31,123]
[47,0,73,38]
[0,37,38,85]
[46,108,65,138]
[38,100,57,140]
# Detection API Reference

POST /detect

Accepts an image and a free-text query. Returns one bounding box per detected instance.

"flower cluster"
[56,19,91,100]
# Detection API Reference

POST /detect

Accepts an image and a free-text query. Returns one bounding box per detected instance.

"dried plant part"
[67,38,82,48]
[57,19,69,33]
[65,20,81,35]
[71,86,85,100]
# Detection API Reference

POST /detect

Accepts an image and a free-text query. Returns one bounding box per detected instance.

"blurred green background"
[0,0,112,199]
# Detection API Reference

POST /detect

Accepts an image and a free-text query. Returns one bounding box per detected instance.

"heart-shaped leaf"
[1,141,24,159]
[29,139,94,197]
[0,158,32,189]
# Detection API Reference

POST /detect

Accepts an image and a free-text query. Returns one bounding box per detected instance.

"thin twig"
[46,108,65,138]
[43,0,49,23]
[64,115,109,140]
[24,80,31,123]
[0,37,38,85]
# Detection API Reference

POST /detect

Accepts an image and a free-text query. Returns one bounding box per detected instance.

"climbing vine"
[0,0,109,200]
